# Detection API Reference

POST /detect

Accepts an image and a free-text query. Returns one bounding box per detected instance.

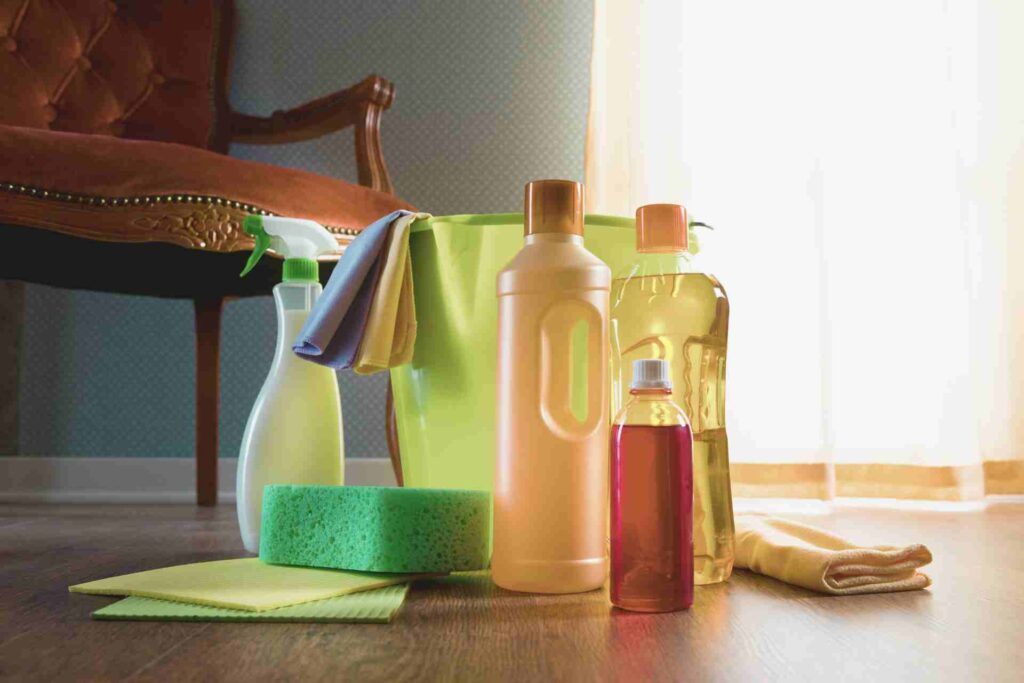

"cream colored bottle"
[493,180,611,594]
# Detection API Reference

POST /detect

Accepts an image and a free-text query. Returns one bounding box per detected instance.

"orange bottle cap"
[636,203,688,253]
[524,180,584,236]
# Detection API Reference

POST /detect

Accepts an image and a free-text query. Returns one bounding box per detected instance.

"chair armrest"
[231,74,394,143]
[230,75,396,194]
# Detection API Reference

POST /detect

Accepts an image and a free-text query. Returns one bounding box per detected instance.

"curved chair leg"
[194,297,222,506]
[385,378,403,486]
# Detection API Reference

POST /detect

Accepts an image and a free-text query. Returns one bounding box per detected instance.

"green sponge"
[259,485,490,573]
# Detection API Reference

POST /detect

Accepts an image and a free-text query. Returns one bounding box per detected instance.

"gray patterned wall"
[16,0,594,459]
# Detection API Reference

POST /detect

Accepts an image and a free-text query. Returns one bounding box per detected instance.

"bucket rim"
[410,212,634,233]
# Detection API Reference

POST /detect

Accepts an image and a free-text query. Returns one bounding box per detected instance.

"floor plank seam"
[123,623,212,681]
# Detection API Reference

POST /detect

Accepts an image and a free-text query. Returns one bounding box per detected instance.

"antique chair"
[0,0,413,503]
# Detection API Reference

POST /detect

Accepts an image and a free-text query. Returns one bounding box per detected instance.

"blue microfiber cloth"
[293,210,414,369]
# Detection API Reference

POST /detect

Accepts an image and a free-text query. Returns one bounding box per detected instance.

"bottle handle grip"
[538,300,606,441]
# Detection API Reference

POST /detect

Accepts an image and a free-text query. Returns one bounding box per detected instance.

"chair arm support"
[230,75,396,194]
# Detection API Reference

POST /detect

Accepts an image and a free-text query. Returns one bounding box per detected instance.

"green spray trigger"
[240,215,271,277]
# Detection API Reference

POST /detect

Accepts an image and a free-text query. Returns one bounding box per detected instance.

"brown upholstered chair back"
[0,0,234,150]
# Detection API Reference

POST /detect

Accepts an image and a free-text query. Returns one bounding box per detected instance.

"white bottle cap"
[631,359,672,391]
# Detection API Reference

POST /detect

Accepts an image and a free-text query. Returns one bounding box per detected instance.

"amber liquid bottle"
[610,359,693,612]
[611,204,734,585]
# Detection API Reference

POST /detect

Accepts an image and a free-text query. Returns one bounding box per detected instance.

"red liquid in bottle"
[610,423,694,612]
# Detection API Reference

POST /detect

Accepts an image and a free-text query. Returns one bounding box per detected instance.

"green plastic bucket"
[390,213,636,493]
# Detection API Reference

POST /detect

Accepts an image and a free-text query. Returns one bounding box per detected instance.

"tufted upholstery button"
[2,1,217,147]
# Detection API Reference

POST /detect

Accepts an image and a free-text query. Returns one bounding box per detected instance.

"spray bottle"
[236,215,344,553]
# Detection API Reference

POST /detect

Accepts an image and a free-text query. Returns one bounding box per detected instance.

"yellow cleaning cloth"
[353,212,430,375]
[69,558,424,612]
[734,515,933,595]
[92,584,410,623]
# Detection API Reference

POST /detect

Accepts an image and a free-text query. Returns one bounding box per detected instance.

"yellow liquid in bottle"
[611,263,735,585]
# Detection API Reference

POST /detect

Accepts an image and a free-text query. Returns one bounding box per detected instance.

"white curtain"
[586,0,1024,499]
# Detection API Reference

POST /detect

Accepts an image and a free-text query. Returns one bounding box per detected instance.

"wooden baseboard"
[0,456,396,504]
[2,457,1018,507]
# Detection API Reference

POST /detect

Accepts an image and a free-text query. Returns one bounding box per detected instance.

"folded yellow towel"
[734,514,932,595]
[353,212,430,375]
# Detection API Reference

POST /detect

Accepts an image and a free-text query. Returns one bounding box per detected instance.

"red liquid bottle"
[610,359,694,612]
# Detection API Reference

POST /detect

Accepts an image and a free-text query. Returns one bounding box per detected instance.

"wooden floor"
[1,502,1021,682]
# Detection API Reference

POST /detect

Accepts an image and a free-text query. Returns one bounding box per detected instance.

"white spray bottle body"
[236,216,344,553]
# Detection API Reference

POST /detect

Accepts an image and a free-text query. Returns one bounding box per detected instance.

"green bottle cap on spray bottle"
[240,215,337,282]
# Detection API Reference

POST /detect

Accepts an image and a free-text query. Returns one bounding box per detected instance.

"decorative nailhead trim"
[0,181,360,236]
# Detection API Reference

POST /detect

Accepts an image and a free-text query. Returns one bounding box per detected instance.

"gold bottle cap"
[636,203,688,253]
[524,180,584,236]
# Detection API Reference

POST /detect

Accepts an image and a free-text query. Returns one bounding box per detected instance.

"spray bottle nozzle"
[240,216,272,277]
[239,215,339,282]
